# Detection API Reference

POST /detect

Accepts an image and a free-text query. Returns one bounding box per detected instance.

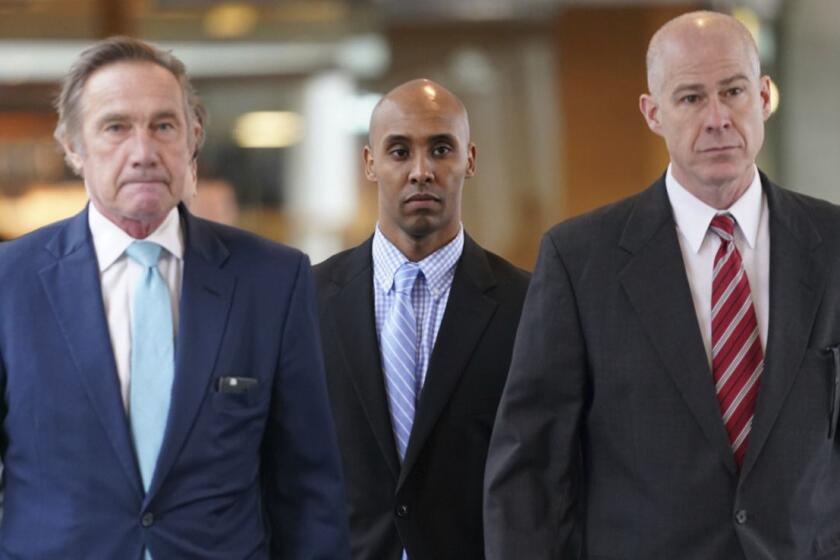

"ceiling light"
[203,3,259,39]
[233,111,303,148]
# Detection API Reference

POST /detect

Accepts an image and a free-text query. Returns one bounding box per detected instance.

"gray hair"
[54,36,205,157]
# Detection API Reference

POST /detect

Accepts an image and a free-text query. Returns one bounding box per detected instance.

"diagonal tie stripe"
[381,262,421,460]
[710,213,764,468]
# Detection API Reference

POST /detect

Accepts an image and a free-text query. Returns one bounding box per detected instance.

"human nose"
[704,97,732,132]
[409,154,434,185]
[128,130,160,168]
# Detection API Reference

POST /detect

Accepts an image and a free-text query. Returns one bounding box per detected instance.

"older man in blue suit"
[0,37,349,559]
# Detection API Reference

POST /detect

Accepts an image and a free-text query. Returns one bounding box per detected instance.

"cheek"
[84,169,117,203]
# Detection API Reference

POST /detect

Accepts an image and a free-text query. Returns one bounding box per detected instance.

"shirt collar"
[372,224,464,299]
[665,164,763,254]
[88,203,184,272]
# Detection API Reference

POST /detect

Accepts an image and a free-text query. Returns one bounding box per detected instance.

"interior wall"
[778,0,840,202]
[556,4,698,218]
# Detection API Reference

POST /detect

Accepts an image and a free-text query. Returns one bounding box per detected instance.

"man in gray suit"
[484,10,840,559]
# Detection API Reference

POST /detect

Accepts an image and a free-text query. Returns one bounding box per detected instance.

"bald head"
[368,79,470,146]
[646,11,760,96]
[363,78,476,261]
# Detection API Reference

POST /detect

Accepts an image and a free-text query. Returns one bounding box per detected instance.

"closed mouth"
[700,145,740,153]
[121,178,169,188]
[404,193,441,203]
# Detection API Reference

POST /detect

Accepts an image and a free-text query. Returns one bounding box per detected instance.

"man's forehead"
[82,61,184,110]
[371,103,468,144]
[657,34,757,85]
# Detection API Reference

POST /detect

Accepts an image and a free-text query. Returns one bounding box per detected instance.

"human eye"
[725,86,744,97]
[104,122,127,133]
[680,94,701,105]
[154,120,178,134]
[388,146,409,159]
[431,144,453,157]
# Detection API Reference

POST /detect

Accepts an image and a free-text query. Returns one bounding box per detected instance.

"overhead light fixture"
[233,111,303,148]
[203,3,259,39]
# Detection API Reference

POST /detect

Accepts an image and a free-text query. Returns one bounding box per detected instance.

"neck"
[674,167,756,210]
[93,202,168,239]
[382,226,458,262]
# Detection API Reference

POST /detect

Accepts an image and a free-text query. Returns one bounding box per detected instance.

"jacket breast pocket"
[211,375,263,412]
[209,376,267,461]
[812,344,840,439]
[805,346,840,440]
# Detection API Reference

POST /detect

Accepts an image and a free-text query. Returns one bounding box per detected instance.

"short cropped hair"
[54,36,205,154]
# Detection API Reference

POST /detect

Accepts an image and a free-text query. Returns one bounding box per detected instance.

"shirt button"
[734,510,748,525]
[141,512,155,527]
[395,504,409,518]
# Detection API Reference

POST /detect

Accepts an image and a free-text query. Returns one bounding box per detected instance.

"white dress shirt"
[666,164,770,367]
[88,204,184,410]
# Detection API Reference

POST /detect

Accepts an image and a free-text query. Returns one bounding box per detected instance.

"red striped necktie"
[709,213,764,469]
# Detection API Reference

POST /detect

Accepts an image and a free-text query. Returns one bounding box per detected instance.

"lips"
[120,177,169,188]
[699,145,740,153]
[404,192,440,203]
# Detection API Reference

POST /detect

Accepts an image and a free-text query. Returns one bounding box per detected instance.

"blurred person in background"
[0,36,349,559]
[485,10,840,559]
[314,79,529,559]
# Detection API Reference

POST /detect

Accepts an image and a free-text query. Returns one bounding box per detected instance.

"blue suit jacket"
[0,205,350,559]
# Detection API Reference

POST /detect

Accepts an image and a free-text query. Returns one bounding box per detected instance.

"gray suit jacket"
[484,172,840,559]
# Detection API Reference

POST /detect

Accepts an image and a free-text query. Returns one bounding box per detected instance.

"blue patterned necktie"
[125,240,174,496]
[381,262,421,461]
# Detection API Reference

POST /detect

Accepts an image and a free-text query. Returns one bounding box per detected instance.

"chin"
[403,222,436,240]
[699,163,752,187]
[404,213,448,237]
[126,200,176,223]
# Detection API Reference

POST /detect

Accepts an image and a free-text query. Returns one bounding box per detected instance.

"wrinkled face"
[364,99,476,245]
[641,32,771,194]
[63,61,197,231]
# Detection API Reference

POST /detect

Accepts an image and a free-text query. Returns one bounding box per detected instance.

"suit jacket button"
[734,510,748,525]
[395,504,409,518]
[141,512,155,527]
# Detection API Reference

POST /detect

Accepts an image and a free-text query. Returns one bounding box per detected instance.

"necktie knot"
[126,241,163,269]
[393,262,421,295]
[709,213,736,243]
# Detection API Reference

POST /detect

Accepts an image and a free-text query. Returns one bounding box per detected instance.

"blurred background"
[0,0,835,268]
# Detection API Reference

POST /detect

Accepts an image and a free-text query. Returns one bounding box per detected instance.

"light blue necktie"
[381,262,421,461]
[126,240,174,498]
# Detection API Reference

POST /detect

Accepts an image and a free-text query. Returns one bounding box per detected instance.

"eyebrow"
[427,133,458,145]
[382,133,458,146]
[94,110,182,128]
[718,74,751,87]
[383,134,410,146]
[671,74,752,98]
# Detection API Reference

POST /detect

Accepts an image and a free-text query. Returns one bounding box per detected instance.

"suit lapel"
[39,208,144,499]
[739,176,824,480]
[618,180,738,475]
[398,235,497,489]
[145,208,236,503]
[325,239,402,479]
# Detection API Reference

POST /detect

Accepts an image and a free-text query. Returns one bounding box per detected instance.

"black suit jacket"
[485,173,840,559]
[315,233,529,560]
